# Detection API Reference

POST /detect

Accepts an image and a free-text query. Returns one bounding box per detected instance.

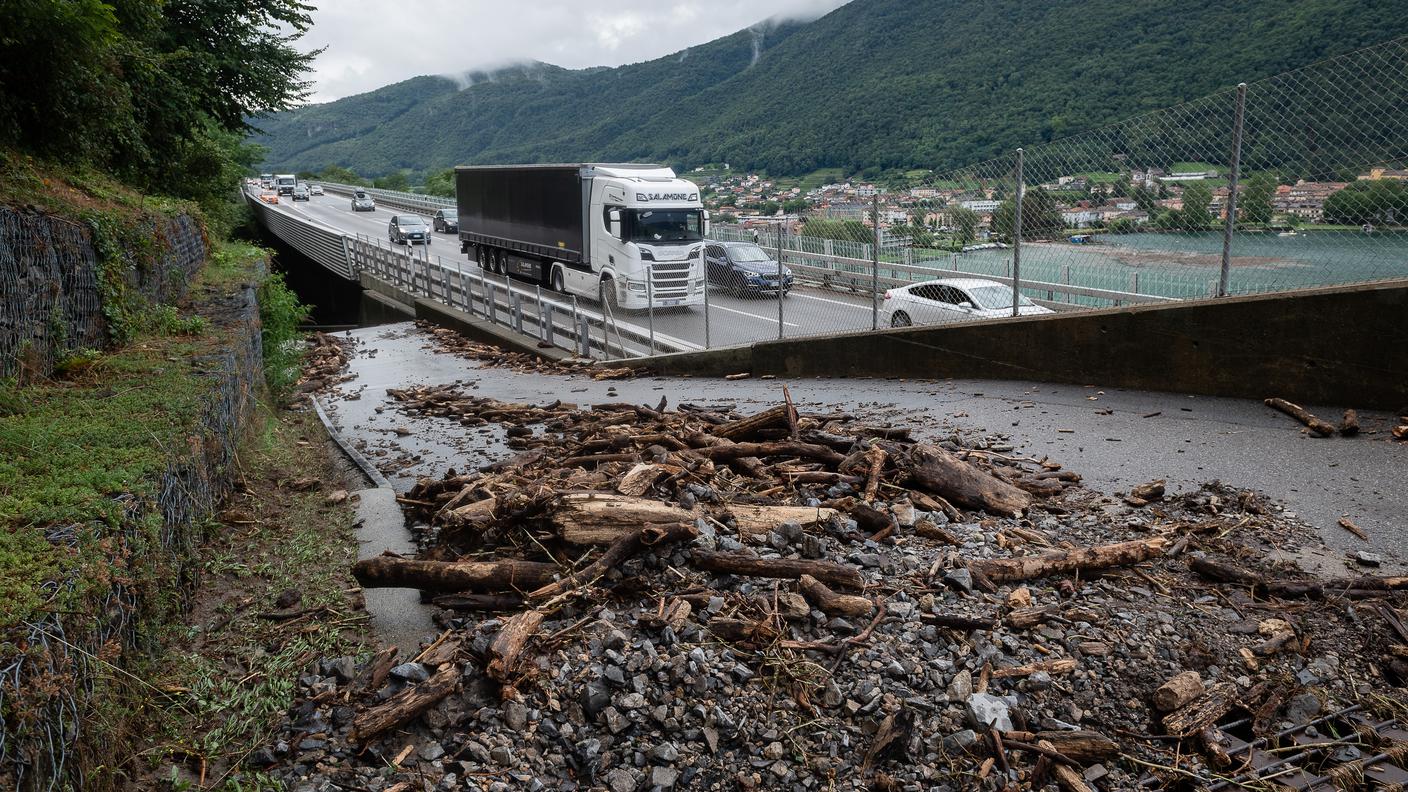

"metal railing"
[319,182,452,215]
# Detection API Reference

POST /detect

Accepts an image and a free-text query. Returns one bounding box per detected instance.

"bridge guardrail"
[244,188,354,279]
[345,235,697,360]
[319,182,452,215]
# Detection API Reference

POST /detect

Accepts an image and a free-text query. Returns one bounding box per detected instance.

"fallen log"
[560,452,639,468]
[528,522,697,601]
[486,610,545,684]
[1006,605,1059,630]
[431,593,526,611]
[861,446,887,502]
[1264,397,1335,437]
[696,439,846,467]
[723,503,838,537]
[908,445,1031,517]
[353,554,558,592]
[714,404,792,440]
[707,617,779,645]
[798,574,874,618]
[549,492,695,545]
[1162,681,1237,736]
[617,463,670,497]
[1153,671,1204,712]
[352,663,458,743]
[1002,731,1118,763]
[968,538,1168,584]
[692,550,864,590]
[1189,556,1408,598]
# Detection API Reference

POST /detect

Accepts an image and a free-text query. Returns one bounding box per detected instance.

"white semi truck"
[275,174,297,196]
[455,163,708,311]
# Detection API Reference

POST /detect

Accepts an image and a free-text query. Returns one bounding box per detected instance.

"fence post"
[776,221,785,340]
[1012,147,1024,317]
[487,282,497,324]
[571,295,581,353]
[1219,82,1248,298]
[701,241,711,349]
[578,313,591,357]
[511,291,523,333]
[644,265,655,355]
[871,195,880,331]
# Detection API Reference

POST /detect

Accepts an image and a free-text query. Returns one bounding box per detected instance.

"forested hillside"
[255,0,1403,177]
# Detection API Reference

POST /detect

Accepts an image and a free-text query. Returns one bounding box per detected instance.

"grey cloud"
[301,0,851,103]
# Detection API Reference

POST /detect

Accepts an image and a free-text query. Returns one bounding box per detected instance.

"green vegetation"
[117,409,362,790]
[253,0,1401,177]
[0,0,319,226]
[1323,179,1408,226]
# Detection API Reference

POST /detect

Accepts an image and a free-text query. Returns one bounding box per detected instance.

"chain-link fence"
[685,36,1408,342]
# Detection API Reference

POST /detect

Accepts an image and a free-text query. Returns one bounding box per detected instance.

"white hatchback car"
[881,277,1054,327]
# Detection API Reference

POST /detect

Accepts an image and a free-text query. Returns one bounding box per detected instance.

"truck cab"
[275,174,297,196]
[577,165,707,311]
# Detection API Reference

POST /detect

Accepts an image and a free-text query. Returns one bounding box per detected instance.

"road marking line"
[710,304,800,327]
[790,291,873,310]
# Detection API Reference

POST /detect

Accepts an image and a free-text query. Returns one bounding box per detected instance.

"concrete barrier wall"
[643,279,1408,411]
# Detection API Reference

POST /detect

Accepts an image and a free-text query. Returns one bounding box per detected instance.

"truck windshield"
[630,210,702,243]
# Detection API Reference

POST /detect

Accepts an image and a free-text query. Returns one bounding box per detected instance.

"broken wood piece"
[706,617,778,646]
[1162,681,1237,736]
[439,496,497,527]
[968,538,1167,584]
[1038,740,1094,792]
[486,610,545,684]
[431,593,526,612]
[639,598,692,632]
[1005,605,1059,630]
[714,403,791,440]
[1002,731,1118,763]
[617,463,670,497]
[1338,517,1368,541]
[861,446,887,503]
[1125,479,1165,506]
[914,521,960,544]
[551,492,695,545]
[351,663,458,743]
[1264,397,1335,437]
[1340,409,1360,436]
[691,550,864,589]
[1152,671,1204,712]
[723,503,838,537]
[798,574,874,618]
[1189,556,1408,598]
[863,707,913,772]
[990,658,1076,679]
[352,554,558,592]
[908,445,1032,517]
[528,523,698,601]
[694,439,846,467]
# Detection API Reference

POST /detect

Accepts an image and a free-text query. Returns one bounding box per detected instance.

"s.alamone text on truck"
[455,164,709,311]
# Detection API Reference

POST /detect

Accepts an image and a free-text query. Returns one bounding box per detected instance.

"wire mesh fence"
[690,36,1408,342]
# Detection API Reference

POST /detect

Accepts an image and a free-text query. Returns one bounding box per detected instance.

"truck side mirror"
[608,209,622,241]
[702,210,711,237]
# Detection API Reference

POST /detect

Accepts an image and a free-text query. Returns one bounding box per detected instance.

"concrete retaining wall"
[643,279,1408,411]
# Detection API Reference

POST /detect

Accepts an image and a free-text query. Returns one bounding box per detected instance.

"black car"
[705,241,793,297]
[431,209,458,233]
[351,190,375,212]
[389,214,430,245]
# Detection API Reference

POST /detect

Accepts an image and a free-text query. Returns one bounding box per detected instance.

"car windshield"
[398,218,425,228]
[966,284,1034,310]
[728,244,771,263]
[630,210,702,243]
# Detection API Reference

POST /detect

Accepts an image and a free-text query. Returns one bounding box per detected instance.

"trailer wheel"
[551,267,565,293]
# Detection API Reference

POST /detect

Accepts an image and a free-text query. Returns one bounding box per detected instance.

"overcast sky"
[301,0,852,103]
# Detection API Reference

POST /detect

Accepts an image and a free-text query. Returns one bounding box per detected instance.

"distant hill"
[254,0,1404,177]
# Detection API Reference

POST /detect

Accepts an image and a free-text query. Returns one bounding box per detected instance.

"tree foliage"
[1323,179,1408,226]
[0,0,319,214]
[1181,182,1214,228]
[991,190,1063,241]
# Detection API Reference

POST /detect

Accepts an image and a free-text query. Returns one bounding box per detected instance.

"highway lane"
[278,193,886,351]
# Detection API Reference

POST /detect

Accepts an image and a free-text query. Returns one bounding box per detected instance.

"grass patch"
[114,408,365,790]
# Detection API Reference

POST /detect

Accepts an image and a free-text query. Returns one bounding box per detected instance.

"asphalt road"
[323,322,1407,577]
[280,193,887,350]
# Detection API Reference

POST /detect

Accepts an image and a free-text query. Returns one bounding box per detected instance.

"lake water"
[921,230,1408,302]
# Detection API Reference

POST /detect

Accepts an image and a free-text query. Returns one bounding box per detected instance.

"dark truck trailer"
[456,165,587,283]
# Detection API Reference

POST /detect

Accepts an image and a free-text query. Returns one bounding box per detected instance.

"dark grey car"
[432,209,458,233]
[389,215,430,245]
[705,241,793,297]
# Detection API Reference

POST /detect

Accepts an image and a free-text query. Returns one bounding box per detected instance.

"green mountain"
[255,0,1403,177]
